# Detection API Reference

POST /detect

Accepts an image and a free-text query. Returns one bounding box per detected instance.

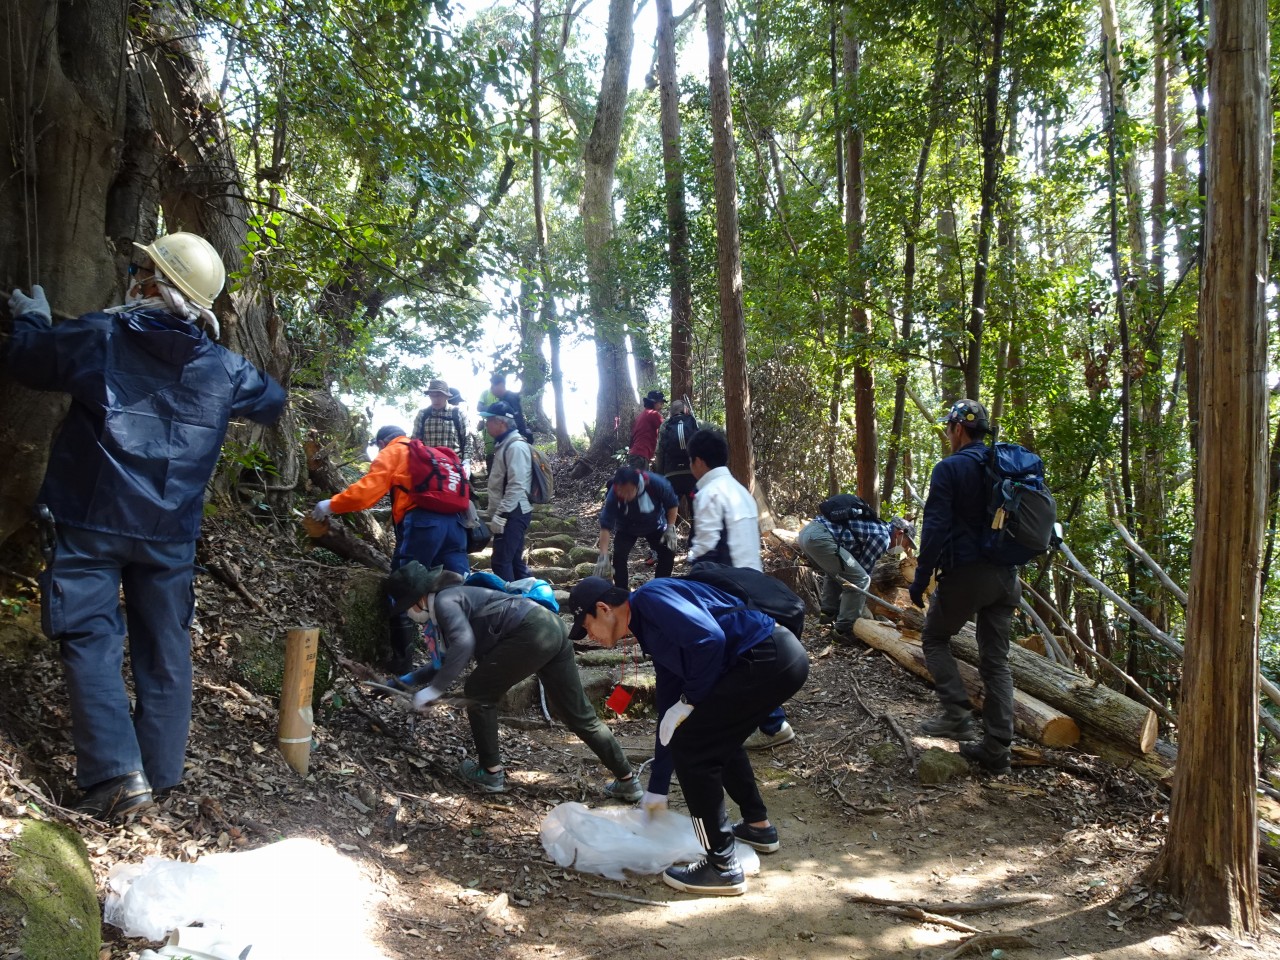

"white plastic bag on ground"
[539,802,760,881]
[104,837,386,959]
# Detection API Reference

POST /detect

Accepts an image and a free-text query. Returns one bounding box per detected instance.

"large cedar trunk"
[0,2,294,557]
[1156,0,1268,929]
[0,0,133,550]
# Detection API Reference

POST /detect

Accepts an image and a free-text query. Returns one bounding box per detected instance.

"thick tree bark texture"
[655,0,693,405]
[705,0,757,493]
[0,0,134,548]
[581,0,635,466]
[853,620,1079,748]
[1158,0,1268,930]
[841,12,878,507]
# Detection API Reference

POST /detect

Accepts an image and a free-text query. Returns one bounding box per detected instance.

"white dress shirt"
[688,466,762,570]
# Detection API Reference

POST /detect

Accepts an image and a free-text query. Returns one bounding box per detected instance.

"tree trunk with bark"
[655,0,694,406]
[581,0,636,467]
[1155,0,1268,929]
[705,0,759,493]
[841,10,878,506]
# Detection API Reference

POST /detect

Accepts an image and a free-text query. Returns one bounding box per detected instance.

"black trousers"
[612,528,675,586]
[669,626,809,848]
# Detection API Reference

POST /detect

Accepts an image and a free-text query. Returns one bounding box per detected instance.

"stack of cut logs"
[765,529,1168,780]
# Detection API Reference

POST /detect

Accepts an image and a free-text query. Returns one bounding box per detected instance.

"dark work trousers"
[920,562,1020,746]
[669,626,809,851]
[463,606,632,777]
[612,528,675,587]
[42,525,196,792]
[490,507,532,581]
[667,472,697,536]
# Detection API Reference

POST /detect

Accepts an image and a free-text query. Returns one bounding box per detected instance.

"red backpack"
[403,440,469,514]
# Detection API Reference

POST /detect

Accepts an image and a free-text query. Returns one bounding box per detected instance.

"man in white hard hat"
[5,232,286,821]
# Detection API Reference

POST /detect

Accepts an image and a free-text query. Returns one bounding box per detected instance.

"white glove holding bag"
[659,701,694,745]
[640,790,668,820]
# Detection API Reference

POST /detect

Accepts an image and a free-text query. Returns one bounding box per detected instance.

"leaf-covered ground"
[1,463,1278,959]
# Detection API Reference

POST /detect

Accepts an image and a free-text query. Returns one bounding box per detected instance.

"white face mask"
[406,606,430,624]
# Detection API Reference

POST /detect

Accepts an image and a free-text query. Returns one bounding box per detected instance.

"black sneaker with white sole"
[662,854,747,896]
[732,820,779,853]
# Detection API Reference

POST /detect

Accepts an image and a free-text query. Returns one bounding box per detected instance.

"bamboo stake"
[278,626,319,775]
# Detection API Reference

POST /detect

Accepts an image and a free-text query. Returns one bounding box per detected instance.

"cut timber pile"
[854,618,1158,755]
[853,620,1080,748]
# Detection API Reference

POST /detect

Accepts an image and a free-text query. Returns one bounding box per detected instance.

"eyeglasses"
[128,263,155,277]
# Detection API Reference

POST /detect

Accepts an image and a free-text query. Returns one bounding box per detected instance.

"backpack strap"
[453,408,467,455]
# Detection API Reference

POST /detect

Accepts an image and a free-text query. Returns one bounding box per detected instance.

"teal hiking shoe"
[458,758,506,793]
[604,777,644,802]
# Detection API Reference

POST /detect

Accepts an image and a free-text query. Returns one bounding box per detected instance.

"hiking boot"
[662,850,746,896]
[76,771,153,821]
[832,621,855,640]
[744,721,796,751]
[732,820,780,854]
[458,758,506,793]
[603,777,643,802]
[919,705,980,741]
[817,611,836,625]
[959,741,1012,775]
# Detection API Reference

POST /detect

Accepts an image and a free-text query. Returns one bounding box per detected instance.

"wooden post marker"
[277,626,320,775]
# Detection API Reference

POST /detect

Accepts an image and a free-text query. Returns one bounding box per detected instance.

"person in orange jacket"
[312,425,470,672]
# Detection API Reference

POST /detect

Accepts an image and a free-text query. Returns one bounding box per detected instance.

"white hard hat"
[132,232,226,309]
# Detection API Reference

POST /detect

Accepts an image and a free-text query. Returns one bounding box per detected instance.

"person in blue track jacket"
[568,576,809,897]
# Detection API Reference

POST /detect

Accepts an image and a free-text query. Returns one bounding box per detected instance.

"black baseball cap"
[375,425,406,446]
[567,576,628,641]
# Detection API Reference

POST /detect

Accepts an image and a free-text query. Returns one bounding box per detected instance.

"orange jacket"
[330,438,416,523]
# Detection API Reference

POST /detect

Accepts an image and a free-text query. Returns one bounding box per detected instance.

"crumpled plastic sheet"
[539,802,761,881]
[103,837,387,959]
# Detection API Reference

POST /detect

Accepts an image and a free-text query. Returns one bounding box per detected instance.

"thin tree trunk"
[885,27,948,504]
[1154,0,1268,928]
[655,0,694,405]
[842,9,878,506]
[962,0,1006,399]
[705,0,761,502]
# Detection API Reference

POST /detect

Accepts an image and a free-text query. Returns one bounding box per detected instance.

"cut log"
[1074,732,1176,785]
[304,436,387,549]
[302,516,391,572]
[853,620,1080,748]
[948,623,1158,753]
[871,551,917,590]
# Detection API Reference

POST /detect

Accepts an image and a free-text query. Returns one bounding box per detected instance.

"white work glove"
[592,551,611,579]
[661,525,679,551]
[640,791,668,820]
[489,515,507,535]
[412,686,443,711]
[659,700,695,745]
[8,285,50,322]
[311,499,333,521]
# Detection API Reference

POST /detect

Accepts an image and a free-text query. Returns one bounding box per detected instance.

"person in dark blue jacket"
[568,576,809,897]
[591,466,679,587]
[908,399,1018,774]
[5,233,286,820]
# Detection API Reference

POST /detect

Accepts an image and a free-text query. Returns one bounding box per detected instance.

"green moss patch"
[0,819,100,960]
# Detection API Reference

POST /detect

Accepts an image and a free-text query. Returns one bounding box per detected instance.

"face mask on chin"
[406,607,430,624]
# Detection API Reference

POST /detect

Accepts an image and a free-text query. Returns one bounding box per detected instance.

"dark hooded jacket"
[5,305,285,542]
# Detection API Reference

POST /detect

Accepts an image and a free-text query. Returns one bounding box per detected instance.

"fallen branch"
[1017,596,1066,665]
[849,891,1049,915]
[885,905,980,932]
[587,890,669,908]
[1109,516,1188,606]
[937,933,1035,959]
[850,678,918,769]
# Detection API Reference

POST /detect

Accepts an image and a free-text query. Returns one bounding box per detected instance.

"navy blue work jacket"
[915,440,992,576]
[5,305,285,542]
